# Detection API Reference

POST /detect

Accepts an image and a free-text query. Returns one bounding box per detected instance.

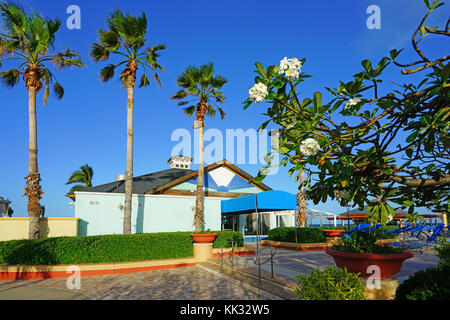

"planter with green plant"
[326,205,413,279]
[190,229,219,243]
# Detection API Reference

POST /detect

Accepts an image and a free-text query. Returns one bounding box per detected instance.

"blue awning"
[221,191,297,214]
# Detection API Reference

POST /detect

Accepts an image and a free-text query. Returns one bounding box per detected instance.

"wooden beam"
[146,160,272,195]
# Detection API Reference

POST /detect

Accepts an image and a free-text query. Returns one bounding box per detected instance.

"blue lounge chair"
[385,224,445,249]
[342,223,383,239]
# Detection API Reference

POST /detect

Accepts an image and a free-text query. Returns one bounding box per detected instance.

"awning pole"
[255,195,259,253]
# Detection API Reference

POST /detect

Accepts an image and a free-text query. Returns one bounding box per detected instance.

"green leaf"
[406,131,419,143]
[361,60,373,74]
[255,62,267,79]
[313,92,322,111]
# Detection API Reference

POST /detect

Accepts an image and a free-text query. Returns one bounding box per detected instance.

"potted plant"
[323,229,346,238]
[190,229,218,243]
[325,205,413,279]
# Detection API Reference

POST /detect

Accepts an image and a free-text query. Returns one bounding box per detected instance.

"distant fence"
[0,218,79,241]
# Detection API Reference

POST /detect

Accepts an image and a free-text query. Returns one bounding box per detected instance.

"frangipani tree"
[90,9,165,234]
[244,1,449,225]
[0,1,83,239]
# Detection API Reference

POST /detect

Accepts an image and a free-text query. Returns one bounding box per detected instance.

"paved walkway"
[0,266,260,300]
[0,248,440,300]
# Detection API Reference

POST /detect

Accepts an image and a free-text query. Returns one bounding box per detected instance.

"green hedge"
[395,264,450,300]
[268,227,327,243]
[268,226,399,243]
[0,230,243,265]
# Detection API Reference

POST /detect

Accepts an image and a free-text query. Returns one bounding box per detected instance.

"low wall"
[0,218,79,241]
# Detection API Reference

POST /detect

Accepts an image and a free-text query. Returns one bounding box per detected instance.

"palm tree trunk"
[123,86,134,234]
[296,169,307,227]
[194,124,205,231]
[26,86,42,240]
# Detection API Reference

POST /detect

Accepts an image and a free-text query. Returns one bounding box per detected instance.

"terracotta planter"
[323,229,346,238]
[190,233,218,243]
[325,248,413,279]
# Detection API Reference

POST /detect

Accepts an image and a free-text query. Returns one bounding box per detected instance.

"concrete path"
[0,285,86,300]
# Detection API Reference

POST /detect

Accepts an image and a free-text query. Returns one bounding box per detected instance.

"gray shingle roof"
[79,168,194,194]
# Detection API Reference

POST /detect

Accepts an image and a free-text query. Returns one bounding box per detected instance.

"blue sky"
[1,0,448,218]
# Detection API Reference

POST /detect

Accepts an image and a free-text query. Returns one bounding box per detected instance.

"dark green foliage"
[268,226,398,244]
[295,265,366,300]
[268,227,327,243]
[332,231,403,254]
[395,264,450,300]
[0,230,243,265]
[435,238,450,267]
[211,230,243,249]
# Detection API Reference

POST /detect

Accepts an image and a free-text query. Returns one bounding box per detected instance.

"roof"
[79,168,193,194]
[72,160,272,197]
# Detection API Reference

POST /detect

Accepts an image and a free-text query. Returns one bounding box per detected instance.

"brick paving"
[0,266,260,300]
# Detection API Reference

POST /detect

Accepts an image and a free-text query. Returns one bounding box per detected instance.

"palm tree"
[171,63,227,231]
[90,9,165,234]
[66,164,94,194]
[0,1,83,240]
[296,169,307,227]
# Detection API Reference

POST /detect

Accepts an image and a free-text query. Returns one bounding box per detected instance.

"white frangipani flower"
[386,213,394,223]
[299,138,321,157]
[344,98,361,110]
[249,83,268,103]
[279,57,302,80]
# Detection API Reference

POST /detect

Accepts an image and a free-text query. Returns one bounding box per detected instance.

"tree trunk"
[194,124,205,231]
[123,86,134,234]
[296,169,307,227]
[26,86,43,240]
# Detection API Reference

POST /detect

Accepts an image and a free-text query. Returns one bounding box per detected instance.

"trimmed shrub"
[268,226,399,244]
[0,230,243,265]
[211,230,244,249]
[395,264,450,300]
[294,265,366,300]
[268,227,326,243]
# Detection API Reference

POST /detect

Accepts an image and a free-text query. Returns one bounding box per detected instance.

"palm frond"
[139,72,149,88]
[99,64,116,82]
[90,43,110,62]
[152,72,161,89]
[53,82,64,99]
[146,43,166,70]
[0,2,27,36]
[217,107,226,119]
[0,68,20,87]
[170,89,189,100]
[68,184,85,194]
[51,49,83,69]
[183,105,196,116]
[99,30,120,51]
[207,105,216,117]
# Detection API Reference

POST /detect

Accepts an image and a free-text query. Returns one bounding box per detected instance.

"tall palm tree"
[90,9,165,234]
[171,63,227,231]
[296,169,307,227]
[0,1,83,240]
[66,164,94,194]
